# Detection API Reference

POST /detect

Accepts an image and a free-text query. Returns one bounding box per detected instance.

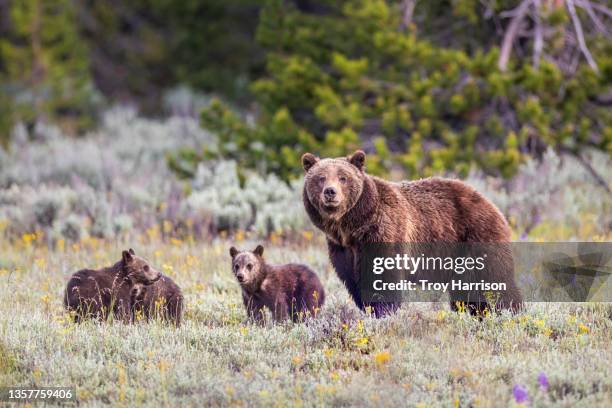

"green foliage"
[78,0,264,109]
[0,89,11,148]
[0,340,18,376]
[0,0,100,136]
[0,0,265,139]
[153,0,265,102]
[191,0,611,181]
[0,0,609,177]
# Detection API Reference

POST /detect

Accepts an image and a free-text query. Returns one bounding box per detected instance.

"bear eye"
[143,265,149,272]
[318,176,326,183]
[339,175,347,183]
[234,264,239,272]
[247,263,253,270]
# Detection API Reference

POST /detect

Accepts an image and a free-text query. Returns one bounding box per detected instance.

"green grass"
[0,238,610,407]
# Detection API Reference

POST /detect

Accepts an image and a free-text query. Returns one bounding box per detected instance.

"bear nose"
[236,272,245,282]
[323,187,337,199]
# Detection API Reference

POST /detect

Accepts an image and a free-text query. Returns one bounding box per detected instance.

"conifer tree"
[193,0,611,181]
[0,0,99,138]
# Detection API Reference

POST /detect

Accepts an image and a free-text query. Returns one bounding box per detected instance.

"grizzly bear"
[131,274,183,327]
[64,248,161,323]
[301,150,523,316]
[229,245,325,322]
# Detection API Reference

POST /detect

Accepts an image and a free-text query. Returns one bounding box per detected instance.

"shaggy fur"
[230,245,325,322]
[64,249,161,322]
[131,274,183,327]
[302,150,523,316]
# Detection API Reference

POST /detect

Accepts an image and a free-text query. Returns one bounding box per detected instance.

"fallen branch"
[560,146,612,196]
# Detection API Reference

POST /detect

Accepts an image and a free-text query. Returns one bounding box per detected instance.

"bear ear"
[229,247,239,258]
[129,248,135,255]
[301,153,319,172]
[348,150,366,170]
[122,249,134,264]
[253,245,264,257]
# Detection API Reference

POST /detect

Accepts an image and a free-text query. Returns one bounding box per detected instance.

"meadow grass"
[0,236,610,407]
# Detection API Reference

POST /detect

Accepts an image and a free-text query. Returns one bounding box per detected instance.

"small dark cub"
[130,274,183,327]
[229,245,325,322]
[64,248,161,323]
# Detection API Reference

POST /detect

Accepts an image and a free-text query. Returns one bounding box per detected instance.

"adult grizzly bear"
[301,150,522,316]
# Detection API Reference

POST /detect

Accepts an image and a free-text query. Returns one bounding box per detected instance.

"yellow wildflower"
[374,351,391,366]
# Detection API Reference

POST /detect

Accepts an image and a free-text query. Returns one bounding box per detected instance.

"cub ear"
[129,248,135,255]
[229,247,239,258]
[122,249,134,264]
[253,245,264,257]
[301,153,319,172]
[348,150,366,170]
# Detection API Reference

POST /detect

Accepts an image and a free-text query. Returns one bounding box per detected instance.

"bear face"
[122,248,161,285]
[229,245,265,290]
[302,150,366,221]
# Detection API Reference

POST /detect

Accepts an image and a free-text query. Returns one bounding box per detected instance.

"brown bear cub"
[64,248,161,323]
[130,273,184,327]
[301,150,523,317]
[229,245,325,322]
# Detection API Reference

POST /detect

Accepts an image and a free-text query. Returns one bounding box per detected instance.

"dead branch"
[559,146,612,196]
[575,0,612,18]
[400,0,417,30]
[576,0,610,34]
[533,0,544,68]
[498,0,533,71]
[566,0,599,72]
[590,90,612,106]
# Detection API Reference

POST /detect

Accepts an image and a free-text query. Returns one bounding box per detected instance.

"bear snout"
[323,186,337,199]
[321,187,342,208]
[146,272,162,285]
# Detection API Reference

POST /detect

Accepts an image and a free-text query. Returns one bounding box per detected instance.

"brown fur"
[229,245,325,322]
[302,150,523,316]
[131,274,183,327]
[64,248,162,323]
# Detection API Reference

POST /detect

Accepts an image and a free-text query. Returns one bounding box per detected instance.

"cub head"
[121,248,161,285]
[302,150,366,220]
[229,245,265,287]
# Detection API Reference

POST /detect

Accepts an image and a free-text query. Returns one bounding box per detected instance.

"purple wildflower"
[513,384,529,404]
[538,372,549,391]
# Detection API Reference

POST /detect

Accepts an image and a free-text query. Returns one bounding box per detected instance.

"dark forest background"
[0,0,610,181]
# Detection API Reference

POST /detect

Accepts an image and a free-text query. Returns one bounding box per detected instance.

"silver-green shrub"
[466,148,611,239]
[0,107,609,241]
[183,161,307,235]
